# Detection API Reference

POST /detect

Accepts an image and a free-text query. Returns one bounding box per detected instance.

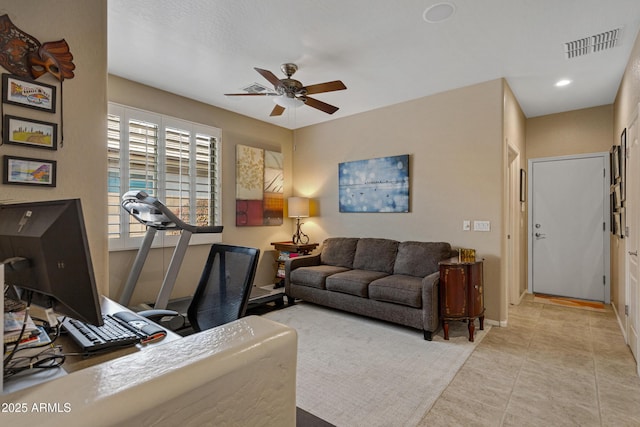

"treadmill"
[118,190,223,324]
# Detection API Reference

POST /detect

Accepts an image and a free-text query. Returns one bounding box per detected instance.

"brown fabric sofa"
[284,237,453,340]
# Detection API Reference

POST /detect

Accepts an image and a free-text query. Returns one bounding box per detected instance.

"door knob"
[535,232,546,239]
[630,251,638,256]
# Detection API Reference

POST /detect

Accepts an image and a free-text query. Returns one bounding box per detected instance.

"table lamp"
[288,197,310,244]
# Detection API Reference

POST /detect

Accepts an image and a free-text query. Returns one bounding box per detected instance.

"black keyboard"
[61,311,166,352]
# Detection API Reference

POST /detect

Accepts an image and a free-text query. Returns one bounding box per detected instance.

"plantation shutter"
[128,118,159,237]
[107,113,122,240]
[107,103,221,250]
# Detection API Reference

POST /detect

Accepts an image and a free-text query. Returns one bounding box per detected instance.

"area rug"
[264,303,489,427]
[533,293,606,312]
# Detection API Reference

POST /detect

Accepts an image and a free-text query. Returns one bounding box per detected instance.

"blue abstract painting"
[339,154,410,213]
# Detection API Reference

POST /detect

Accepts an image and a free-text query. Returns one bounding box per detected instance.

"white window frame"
[108,103,222,251]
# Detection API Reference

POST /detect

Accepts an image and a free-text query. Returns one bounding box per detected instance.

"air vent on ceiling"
[565,28,621,59]
[241,82,276,94]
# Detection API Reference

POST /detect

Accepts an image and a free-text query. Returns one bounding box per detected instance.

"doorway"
[528,153,610,303]
[507,145,522,305]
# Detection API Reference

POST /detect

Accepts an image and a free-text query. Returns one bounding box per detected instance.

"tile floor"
[420,294,640,426]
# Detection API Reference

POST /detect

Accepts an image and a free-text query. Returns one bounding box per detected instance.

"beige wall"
[613,27,640,317]
[0,1,109,294]
[107,76,294,304]
[527,105,613,160]
[293,79,508,323]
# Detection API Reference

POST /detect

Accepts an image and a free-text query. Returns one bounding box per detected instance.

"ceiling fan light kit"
[274,95,304,109]
[225,62,346,117]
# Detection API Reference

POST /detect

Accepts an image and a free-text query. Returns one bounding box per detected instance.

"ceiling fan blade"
[224,93,270,96]
[304,80,347,95]
[270,104,285,116]
[304,96,339,114]
[255,67,285,90]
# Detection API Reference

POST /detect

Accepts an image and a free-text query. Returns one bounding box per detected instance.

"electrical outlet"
[473,220,491,232]
[463,220,471,231]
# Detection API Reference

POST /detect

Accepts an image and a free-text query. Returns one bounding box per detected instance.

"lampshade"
[274,95,304,109]
[288,197,309,218]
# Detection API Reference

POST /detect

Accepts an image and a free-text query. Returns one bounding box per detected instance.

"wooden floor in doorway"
[533,293,606,312]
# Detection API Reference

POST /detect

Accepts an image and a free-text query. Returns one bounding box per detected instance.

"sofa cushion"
[290,265,350,289]
[320,237,359,268]
[326,269,388,297]
[393,241,452,277]
[352,238,399,274]
[369,274,423,308]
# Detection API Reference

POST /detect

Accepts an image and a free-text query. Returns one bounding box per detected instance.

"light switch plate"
[474,220,491,232]
[463,220,471,231]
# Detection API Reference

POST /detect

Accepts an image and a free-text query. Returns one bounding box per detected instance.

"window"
[108,103,222,250]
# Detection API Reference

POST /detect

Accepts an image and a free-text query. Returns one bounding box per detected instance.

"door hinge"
[603,222,605,231]
[625,305,629,316]
[603,275,606,285]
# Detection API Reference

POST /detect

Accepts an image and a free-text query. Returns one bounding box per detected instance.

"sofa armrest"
[421,271,440,333]
[286,253,321,270]
[284,254,321,291]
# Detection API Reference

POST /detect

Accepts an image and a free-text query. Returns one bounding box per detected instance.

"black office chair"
[140,244,260,335]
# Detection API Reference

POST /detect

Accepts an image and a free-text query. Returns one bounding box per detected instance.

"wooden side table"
[438,257,485,342]
[270,241,318,287]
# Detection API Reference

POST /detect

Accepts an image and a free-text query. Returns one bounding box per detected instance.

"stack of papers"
[4,326,52,356]
[4,310,41,344]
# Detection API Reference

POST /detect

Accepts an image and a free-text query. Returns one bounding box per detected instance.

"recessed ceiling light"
[555,79,572,87]
[423,2,456,23]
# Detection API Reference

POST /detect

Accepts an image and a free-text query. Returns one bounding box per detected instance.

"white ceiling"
[108,0,640,130]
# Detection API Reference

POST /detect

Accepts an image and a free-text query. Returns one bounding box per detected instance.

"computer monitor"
[0,198,103,326]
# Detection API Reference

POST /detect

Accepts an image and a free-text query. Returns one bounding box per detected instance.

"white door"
[626,111,639,364]
[529,154,608,302]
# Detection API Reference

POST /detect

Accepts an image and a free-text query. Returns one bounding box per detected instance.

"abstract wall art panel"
[236,144,264,200]
[339,154,410,213]
[236,144,283,226]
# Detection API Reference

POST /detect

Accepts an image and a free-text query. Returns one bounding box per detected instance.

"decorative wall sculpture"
[236,144,283,226]
[0,13,75,153]
[0,14,75,81]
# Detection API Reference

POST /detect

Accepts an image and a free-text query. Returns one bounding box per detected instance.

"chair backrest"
[187,244,260,332]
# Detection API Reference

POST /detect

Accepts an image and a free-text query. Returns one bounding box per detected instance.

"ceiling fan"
[225,63,346,116]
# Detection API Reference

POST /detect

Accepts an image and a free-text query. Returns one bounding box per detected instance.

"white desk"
[3,296,180,394]
[0,315,297,427]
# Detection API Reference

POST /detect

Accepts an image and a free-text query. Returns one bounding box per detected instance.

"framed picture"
[235,145,284,226]
[3,115,57,150]
[613,183,622,209]
[614,211,622,239]
[2,73,56,113]
[610,193,616,234]
[339,154,410,213]
[3,155,57,187]
[519,169,526,202]
[611,145,620,182]
[620,128,626,201]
